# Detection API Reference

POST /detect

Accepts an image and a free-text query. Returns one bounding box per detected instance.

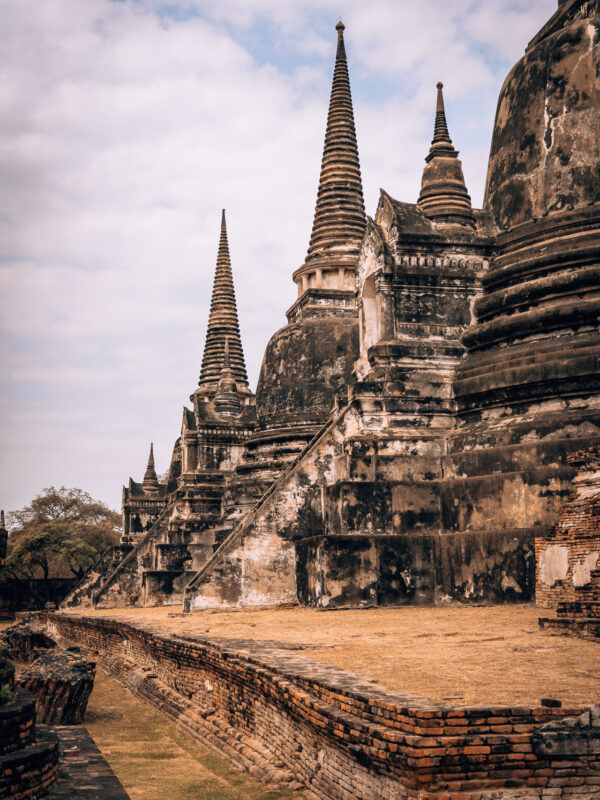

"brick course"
[0,690,59,799]
[46,612,600,800]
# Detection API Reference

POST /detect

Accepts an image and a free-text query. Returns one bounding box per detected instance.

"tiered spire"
[213,338,242,417]
[433,82,452,146]
[142,443,160,493]
[198,211,249,388]
[306,21,366,260]
[417,83,475,227]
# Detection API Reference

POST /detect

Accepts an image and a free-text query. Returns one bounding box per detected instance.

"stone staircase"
[62,545,133,608]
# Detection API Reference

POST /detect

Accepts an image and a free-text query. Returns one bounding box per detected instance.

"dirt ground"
[61,604,599,707]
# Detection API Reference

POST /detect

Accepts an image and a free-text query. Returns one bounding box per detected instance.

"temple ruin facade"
[64,0,600,612]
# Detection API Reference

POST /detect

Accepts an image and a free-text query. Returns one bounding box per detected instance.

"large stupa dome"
[485,4,600,229]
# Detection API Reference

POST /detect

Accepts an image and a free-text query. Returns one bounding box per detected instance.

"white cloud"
[0,0,557,510]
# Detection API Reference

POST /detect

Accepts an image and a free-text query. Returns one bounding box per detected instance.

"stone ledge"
[539,616,600,640]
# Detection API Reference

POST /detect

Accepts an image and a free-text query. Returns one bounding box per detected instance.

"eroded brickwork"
[47,613,600,800]
[0,688,59,799]
[536,446,600,610]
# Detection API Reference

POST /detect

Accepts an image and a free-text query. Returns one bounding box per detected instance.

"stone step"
[539,616,600,639]
[556,601,600,619]
[455,333,598,382]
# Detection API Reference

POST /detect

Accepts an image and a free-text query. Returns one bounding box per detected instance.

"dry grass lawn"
[63,603,599,707]
[82,668,305,800]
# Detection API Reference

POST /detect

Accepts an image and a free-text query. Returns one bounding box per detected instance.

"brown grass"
[85,668,304,800]
[63,604,599,707]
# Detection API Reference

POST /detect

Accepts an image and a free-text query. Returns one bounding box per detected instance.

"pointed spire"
[142,443,160,493]
[432,82,452,148]
[213,337,242,417]
[198,210,249,389]
[417,82,475,227]
[305,21,366,261]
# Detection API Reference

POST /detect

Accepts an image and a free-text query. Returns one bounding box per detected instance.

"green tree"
[4,487,121,581]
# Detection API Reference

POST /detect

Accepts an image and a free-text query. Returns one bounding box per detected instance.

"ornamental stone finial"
[417,81,475,227]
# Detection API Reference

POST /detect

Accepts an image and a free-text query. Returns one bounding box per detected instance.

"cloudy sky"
[0,0,556,514]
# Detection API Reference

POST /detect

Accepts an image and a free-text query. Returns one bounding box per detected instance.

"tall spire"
[417,82,475,227]
[305,21,366,261]
[142,443,160,493]
[198,210,249,388]
[432,82,452,148]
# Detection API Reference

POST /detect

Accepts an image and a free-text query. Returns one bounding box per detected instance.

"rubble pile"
[16,650,95,725]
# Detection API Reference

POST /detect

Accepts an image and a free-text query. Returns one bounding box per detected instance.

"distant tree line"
[2,487,121,582]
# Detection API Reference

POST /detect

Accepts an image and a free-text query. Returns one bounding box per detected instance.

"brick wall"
[0,692,36,756]
[46,612,600,800]
[536,445,600,609]
[0,689,59,799]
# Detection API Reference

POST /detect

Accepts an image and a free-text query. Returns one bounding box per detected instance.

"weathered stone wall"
[255,317,359,431]
[46,612,600,800]
[183,404,358,610]
[484,9,600,229]
[186,395,537,611]
[297,529,534,608]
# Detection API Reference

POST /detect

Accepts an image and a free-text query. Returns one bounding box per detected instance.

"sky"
[0,0,557,514]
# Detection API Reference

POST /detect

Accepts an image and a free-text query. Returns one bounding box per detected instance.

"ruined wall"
[0,688,59,799]
[536,501,600,608]
[47,612,600,800]
[186,394,536,611]
[536,445,600,608]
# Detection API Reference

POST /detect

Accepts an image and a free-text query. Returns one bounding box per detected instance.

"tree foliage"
[4,487,121,581]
